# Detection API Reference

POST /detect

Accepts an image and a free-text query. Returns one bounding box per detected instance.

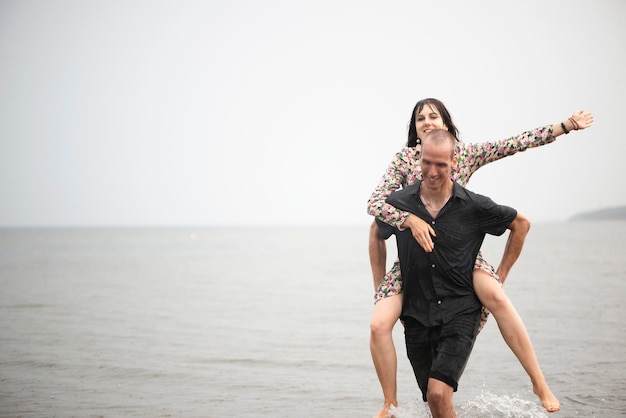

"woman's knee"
[473,270,508,309]
[483,285,508,305]
[370,298,401,335]
[370,311,396,336]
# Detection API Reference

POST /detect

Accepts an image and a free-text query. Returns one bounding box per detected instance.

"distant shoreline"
[569,206,626,221]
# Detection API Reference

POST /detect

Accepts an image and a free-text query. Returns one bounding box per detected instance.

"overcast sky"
[1,0,624,227]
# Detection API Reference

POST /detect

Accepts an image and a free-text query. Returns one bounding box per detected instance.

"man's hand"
[496,213,531,284]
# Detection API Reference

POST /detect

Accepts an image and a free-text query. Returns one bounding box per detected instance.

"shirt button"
[431,264,435,268]
[437,300,442,305]
[431,221,435,225]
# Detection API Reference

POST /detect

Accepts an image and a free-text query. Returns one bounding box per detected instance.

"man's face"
[419,141,454,191]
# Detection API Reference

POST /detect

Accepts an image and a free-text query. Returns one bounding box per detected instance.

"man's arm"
[496,212,531,284]
[369,220,387,290]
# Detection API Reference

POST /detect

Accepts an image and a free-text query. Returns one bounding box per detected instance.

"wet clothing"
[386,180,517,398]
[368,126,555,305]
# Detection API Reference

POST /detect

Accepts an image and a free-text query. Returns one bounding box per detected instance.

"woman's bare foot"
[533,380,560,412]
[374,403,396,418]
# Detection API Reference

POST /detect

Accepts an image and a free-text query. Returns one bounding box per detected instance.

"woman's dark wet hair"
[407,98,460,147]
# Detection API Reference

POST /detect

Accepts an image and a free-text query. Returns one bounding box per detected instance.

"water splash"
[389,391,549,418]
[460,391,549,417]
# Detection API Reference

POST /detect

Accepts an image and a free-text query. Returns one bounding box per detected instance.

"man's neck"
[420,181,454,200]
[419,181,454,216]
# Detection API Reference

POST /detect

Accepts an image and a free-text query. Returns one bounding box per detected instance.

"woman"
[367,98,594,418]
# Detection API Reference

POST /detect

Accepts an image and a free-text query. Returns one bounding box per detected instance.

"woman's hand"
[571,109,594,130]
[401,214,437,252]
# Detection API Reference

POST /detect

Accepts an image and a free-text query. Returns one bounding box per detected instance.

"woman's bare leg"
[370,293,402,418]
[473,269,560,413]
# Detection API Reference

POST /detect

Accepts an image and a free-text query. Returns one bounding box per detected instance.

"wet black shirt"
[385,181,517,327]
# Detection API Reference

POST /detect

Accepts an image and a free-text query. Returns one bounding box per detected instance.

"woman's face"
[415,104,448,139]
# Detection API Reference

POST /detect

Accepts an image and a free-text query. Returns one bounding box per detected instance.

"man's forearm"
[496,214,531,283]
[369,221,387,290]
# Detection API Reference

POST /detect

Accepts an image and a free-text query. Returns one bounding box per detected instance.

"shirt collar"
[414,181,468,201]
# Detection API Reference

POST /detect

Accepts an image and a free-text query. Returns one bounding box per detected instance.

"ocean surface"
[0,222,625,417]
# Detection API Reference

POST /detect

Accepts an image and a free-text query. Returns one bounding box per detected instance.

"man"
[384,129,531,417]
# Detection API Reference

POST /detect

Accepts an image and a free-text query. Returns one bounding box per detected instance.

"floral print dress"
[367,125,556,327]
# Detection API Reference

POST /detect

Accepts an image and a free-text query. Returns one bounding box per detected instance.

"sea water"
[0,222,625,417]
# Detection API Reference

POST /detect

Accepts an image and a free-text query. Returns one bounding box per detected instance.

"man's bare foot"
[373,403,396,418]
[533,380,560,412]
